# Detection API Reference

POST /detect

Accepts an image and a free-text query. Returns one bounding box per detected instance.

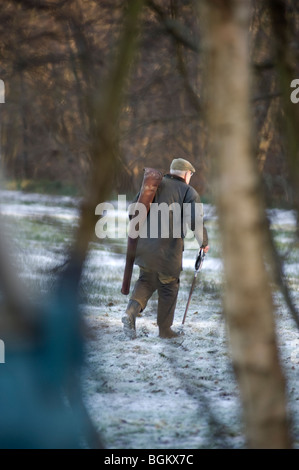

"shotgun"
[121,168,163,295]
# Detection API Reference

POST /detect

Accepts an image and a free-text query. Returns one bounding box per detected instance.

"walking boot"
[122,300,141,339]
[159,327,184,339]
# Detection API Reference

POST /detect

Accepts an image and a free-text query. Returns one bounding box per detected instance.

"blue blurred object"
[0,260,102,449]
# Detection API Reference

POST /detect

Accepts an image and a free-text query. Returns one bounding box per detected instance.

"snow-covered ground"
[0,189,298,448]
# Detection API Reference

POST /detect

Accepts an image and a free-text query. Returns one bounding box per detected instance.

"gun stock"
[121,168,163,295]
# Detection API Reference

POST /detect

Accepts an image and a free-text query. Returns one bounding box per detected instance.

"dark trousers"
[130,268,180,329]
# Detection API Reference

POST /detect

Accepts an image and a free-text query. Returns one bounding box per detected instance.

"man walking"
[122,158,209,339]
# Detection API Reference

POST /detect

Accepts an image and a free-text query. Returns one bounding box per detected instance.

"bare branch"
[10,0,69,10]
[252,92,281,102]
[146,0,200,53]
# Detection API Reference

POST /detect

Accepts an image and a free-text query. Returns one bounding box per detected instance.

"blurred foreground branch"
[0,0,144,449]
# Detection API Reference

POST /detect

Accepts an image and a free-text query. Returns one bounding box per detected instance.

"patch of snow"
[1,190,298,449]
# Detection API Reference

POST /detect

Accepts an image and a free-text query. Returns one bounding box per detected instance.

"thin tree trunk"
[19,70,30,179]
[0,0,145,450]
[200,0,291,448]
[257,80,279,173]
[71,0,144,266]
[267,0,299,228]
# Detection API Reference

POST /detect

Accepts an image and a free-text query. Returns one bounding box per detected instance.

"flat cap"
[170,158,196,173]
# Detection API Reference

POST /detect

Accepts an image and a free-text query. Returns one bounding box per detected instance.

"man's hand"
[202,245,209,254]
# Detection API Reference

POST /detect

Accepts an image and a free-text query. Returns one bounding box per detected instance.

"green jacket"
[134,174,208,277]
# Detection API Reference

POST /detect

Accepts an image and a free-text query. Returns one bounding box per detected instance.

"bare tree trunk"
[70,0,144,266]
[200,0,291,448]
[267,0,299,227]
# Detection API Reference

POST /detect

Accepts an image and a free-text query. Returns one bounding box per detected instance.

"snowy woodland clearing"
[1,189,299,449]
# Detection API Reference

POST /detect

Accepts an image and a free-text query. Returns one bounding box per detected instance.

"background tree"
[0,0,298,202]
